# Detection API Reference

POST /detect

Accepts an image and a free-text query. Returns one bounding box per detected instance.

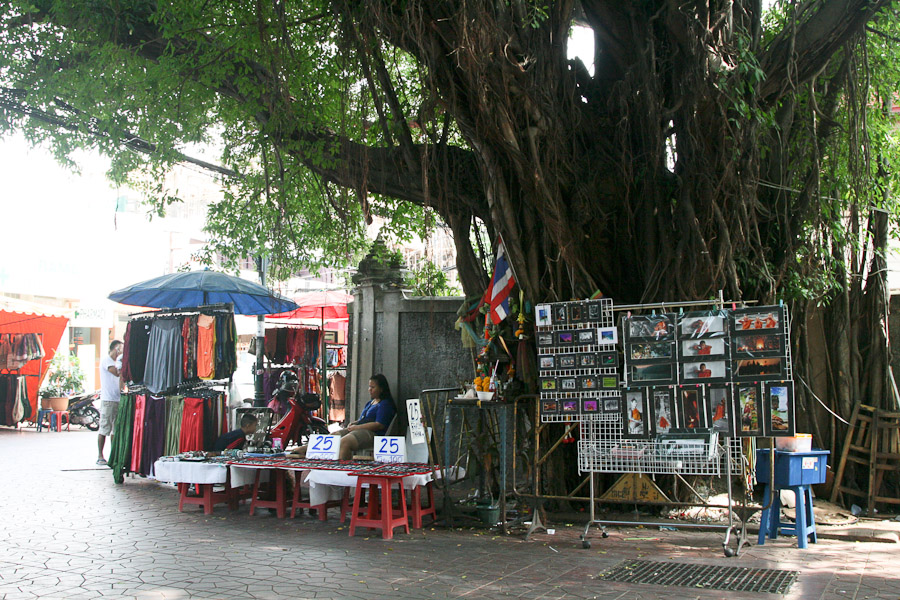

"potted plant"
[40,353,86,411]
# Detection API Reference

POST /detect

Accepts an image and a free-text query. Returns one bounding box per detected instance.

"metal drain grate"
[598,560,798,594]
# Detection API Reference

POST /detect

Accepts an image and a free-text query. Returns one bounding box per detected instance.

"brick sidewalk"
[2,427,899,599]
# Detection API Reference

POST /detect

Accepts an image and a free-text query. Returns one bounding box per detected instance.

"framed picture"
[540,399,559,415]
[586,301,604,323]
[557,354,577,369]
[600,375,620,390]
[536,332,554,347]
[732,357,784,381]
[706,384,733,437]
[650,386,676,435]
[579,375,599,391]
[540,377,558,392]
[677,385,707,430]
[681,360,728,383]
[578,353,597,368]
[621,389,649,439]
[734,382,763,437]
[561,399,580,414]
[576,328,597,345]
[764,381,796,437]
[535,304,552,327]
[678,311,728,338]
[597,326,619,346]
[556,330,576,346]
[629,341,674,363]
[539,355,556,371]
[629,363,675,386]
[733,333,784,358]
[602,397,621,413]
[559,377,578,392]
[598,351,619,368]
[678,337,728,360]
[553,304,568,325]
[582,398,600,413]
[568,303,584,324]
[624,313,676,341]
[731,305,786,333]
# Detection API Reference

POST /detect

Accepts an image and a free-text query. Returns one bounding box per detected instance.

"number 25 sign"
[306,435,340,460]
[374,436,406,463]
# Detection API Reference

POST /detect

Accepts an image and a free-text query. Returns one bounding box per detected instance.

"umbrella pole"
[321,308,329,422]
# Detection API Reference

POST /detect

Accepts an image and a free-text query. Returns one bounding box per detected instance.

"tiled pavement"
[3,426,899,599]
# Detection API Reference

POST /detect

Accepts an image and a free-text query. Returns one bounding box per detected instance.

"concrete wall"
[347,286,471,430]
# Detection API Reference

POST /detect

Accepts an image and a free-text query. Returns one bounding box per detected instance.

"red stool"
[50,411,70,432]
[348,474,409,540]
[291,479,350,521]
[249,469,290,518]
[410,481,437,529]
[177,483,231,515]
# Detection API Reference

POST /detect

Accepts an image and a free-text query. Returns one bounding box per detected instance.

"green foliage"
[0,0,432,279]
[403,259,462,297]
[40,353,85,398]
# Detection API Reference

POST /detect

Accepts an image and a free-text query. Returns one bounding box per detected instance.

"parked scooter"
[65,390,101,431]
[268,371,328,448]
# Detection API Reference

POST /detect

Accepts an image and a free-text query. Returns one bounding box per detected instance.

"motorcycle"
[269,392,329,448]
[65,390,101,431]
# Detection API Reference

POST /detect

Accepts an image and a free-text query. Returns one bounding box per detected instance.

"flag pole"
[496,234,521,294]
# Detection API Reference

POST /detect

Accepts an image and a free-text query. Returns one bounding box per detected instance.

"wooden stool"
[410,481,437,529]
[249,469,290,518]
[348,474,409,540]
[291,478,350,521]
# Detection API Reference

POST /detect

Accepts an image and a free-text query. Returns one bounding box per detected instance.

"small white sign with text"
[306,434,341,460]
[374,436,407,463]
[406,399,426,445]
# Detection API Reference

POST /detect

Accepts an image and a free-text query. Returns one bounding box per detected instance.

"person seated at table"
[210,413,259,454]
[290,374,396,460]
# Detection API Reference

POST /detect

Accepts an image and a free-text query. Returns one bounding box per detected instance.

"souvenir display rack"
[535,297,618,423]
[535,297,796,556]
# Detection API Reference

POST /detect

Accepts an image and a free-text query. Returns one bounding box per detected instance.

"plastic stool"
[758,484,817,549]
[36,408,53,432]
[50,411,70,432]
[410,481,437,529]
[249,469,290,518]
[348,474,409,540]
[291,481,349,521]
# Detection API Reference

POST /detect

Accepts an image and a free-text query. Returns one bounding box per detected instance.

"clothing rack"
[129,303,235,318]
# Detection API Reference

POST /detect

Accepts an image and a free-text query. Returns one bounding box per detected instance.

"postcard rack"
[534,296,796,556]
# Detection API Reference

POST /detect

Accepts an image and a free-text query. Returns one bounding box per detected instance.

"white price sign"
[374,436,406,463]
[306,434,340,460]
[406,399,426,445]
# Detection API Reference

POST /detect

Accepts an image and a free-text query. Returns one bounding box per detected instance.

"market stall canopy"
[108,271,299,316]
[0,297,71,419]
[268,290,352,321]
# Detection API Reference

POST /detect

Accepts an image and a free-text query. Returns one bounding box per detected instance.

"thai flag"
[483,239,516,323]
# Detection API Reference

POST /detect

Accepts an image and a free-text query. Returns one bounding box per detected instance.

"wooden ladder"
[830,403,900,515]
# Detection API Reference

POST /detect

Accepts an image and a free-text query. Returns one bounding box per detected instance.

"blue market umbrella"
[108,271,299,315]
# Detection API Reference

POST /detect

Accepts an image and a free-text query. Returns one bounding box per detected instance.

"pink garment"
[130,394,146,473]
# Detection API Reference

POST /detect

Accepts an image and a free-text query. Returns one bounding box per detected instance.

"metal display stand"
[536,297,793,556]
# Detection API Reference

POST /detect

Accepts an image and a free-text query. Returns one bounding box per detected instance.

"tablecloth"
[152,460,227,485]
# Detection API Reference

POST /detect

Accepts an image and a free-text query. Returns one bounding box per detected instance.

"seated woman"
[290,374,396,460]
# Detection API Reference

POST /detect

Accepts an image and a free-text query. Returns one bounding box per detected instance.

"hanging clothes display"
[0,374,30,426]
[142,319,184,394]
[108,394,135,484]
[139,396,167,476]
[196,314,216,380]
[163,395,184,457]
[130,394,147,474]
[122,307,236,394]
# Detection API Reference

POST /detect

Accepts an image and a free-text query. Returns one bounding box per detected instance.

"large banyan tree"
[2,1,900,490]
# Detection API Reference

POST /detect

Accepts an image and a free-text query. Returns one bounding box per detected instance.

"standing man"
[97,340,124,466]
